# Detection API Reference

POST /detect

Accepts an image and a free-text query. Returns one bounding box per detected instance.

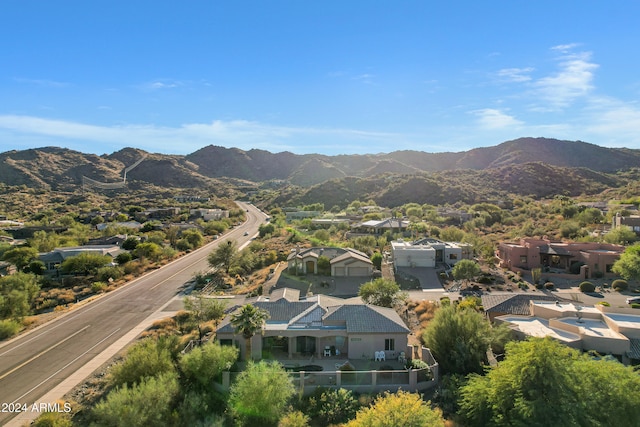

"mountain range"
[1,137,638,207]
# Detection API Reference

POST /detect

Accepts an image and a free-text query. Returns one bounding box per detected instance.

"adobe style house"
[216,288,410,361]
[495,301,640,364]
[391,238,473,269]
[496,237,624,279]
[287,247,374,277]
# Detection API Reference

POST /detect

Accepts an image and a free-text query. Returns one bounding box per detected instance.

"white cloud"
[0,115,403,155]
[496,67,534,83]
[533,49,598,108]
[14,78,69,88]
[138,79,183,91]
[472,109,523,129]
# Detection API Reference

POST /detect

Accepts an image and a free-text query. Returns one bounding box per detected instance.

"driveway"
[395,267,444,291]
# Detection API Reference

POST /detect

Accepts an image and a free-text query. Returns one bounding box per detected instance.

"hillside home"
[391,238,473,269]
[96,221,142,232]
[134,207,181,221]
[496,237,623,278]
[287,247,373,277]
[613,212,640,236]
[495,301,640,364]
[285,210,321,222]
[216,288,410,361]
[38,245,124,272]
[190,208,229,221]
[351,218,410,235]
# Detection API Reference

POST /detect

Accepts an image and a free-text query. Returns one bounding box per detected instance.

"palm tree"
[231,304,270,361]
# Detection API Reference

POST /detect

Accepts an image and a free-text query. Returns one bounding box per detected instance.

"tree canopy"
[358,278,405,308]
[60,252,112,275]
[345,391,445,427]
[208,241,238,273]
[0,272,40,319]
[228,360,295,426]
[612,243,640,281]
[451,259,481,283]
[459,337,640,427]
[421,304,510,375]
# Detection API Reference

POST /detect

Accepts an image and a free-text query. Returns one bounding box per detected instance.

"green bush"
[544,282,555,290]
[592,271,604,279]
[612,279,629,291]
[32,411,73,427]
[596,301,610,307]
[0,318,21,340]
[306,387,359,426]
[579,281,595,293]
[631,304,640,309]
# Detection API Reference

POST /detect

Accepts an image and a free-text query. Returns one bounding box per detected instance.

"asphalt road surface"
[0,201,266,426]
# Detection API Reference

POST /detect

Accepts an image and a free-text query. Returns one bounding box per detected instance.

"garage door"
[349,267,369,276]
[334,267,346,276]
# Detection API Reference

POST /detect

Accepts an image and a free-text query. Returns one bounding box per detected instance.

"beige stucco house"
[287,247,373,277]
[216,288,410,361]
[495,301,640,364]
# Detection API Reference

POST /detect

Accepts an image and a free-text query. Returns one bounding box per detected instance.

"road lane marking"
[12,328,121,404]
[0,325,90,381]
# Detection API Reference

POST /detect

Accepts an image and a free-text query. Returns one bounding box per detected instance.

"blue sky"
[1,1,639,155]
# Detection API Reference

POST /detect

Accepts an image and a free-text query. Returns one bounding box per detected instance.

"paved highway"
[0,201,266,425]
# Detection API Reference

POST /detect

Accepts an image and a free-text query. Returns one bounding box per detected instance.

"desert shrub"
[278,410,310,427]
[91,281,108,293]
[535,283,544,289]
[478,275,493,284]
[612,279,629,291]
[580,281,596,293]
[596,301,610,307]
[306,387,359,426]
[632,304,640,309]
[544,282,555,290]
[592,270,604,279]
[0,318,21,340]
[109,338,176,387]
[409,358,429,370]
[32,411,73,427]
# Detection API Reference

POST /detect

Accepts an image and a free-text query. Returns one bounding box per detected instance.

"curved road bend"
[0,201,266,426]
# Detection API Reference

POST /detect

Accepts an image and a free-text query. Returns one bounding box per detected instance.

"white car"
[626,297,640,305]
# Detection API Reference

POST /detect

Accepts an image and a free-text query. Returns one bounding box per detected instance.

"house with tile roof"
[38,245,124,272]
[481,293,570,321]
[216,287,410,361]
[287,247,373,277]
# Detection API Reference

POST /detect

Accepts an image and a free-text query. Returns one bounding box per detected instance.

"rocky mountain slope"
[1,137,638,206]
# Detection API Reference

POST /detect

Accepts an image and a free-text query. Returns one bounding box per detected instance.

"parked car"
[626,297,640,305]
[243,231,249,236]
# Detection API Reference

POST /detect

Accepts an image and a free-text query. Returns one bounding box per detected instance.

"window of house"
[520,255,527,264]
[385,339,395,351]
[606,264,613,273]
[449,253,458,260]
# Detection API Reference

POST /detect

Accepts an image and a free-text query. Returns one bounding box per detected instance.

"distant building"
[38,245,124,272]
[311,218,350,228]
[612,213,640,236]
[190,208,229,221]
[174,195,211,203]
[351,218,410,235]
[285,211,321,222]
[134,207,181,221]
[496,237,624,279]
[391,238,472,269]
